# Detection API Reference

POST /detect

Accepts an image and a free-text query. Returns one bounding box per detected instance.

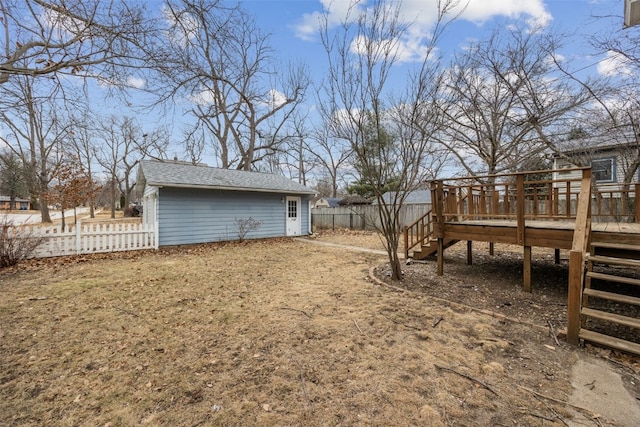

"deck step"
[579,329,640,356]
[582,288,640,306]
[413,239,459,260]
[586,271,640,287]
[591,242,640,252]
[581,307,640,329]
[588,255,640,269]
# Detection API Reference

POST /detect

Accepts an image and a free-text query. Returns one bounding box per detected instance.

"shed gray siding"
[157,187,310,246]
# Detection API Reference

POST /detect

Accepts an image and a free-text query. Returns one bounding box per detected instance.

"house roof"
[377,190,432,204]
[554,134,638,156]
[318,197,341,207]
[338,195,371,205]
[138,160,316,195]
[0,195,30,203]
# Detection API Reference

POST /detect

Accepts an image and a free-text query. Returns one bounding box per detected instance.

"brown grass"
[0,233,610,426]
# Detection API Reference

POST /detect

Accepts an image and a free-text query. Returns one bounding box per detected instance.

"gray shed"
[136,160,316,246]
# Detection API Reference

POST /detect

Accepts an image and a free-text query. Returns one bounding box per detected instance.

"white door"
[286,196,301,236]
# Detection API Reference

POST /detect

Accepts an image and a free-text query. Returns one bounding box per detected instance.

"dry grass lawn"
[1,231,628,426]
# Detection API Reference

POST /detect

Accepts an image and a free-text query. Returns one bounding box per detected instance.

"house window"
[591,158,616,182]
[288,200,298,218]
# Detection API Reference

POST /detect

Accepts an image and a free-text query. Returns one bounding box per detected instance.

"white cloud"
[294,0,366,41]
[456,0,552,28]
[126,76,146,89]
[188,89,214,106]
[162,6,200,48]
[295,0,552,61]
[597,51,634,77]
[266,89,288,110]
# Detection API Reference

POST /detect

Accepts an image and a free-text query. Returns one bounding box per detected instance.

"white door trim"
[286,196,301,236]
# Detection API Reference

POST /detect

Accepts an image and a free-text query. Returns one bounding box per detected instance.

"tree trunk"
[60,206,66,229]
[39,196,51,223]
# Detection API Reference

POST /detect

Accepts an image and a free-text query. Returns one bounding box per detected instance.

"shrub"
[0,216,44,268]
[235,217,263,242]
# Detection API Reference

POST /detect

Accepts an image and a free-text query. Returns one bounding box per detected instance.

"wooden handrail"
[437,166,590,184]
[403,208,433,259]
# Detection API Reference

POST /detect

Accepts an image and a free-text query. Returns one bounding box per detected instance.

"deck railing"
[403,209,433,259]
[429,168,639,222]
[403,167,640,257]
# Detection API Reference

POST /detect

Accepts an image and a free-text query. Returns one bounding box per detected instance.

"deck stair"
[579,241,640,355]
[412,238,459,260]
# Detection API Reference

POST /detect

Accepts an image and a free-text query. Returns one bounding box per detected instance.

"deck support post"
[554,248,560,264]
[567,250,584,345]
[437,238,444,276]
[489,242,494,256]
[523,246,532,292]
[466,241,472,265]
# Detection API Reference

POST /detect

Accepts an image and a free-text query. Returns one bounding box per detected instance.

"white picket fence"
[15,221,157,259]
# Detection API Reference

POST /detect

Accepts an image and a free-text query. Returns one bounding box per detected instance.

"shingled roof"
[138,160,315,195]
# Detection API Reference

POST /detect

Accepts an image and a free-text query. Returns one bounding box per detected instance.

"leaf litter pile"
[1,232,637,426]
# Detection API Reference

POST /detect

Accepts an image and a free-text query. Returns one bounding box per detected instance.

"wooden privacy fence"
[14,221,157,259]
[312,204,431,231]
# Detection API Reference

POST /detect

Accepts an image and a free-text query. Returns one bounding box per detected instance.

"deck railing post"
[567,168,592,346]
[403,226,408,259]
[635,183,640,223]
[516,174,525,245]
[433,180,444,239]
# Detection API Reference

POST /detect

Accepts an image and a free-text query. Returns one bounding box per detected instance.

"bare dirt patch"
[1,233,638,426]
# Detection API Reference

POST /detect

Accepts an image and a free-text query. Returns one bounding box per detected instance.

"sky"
[145,0,632,128]
[238,0,629,82]
[2,0,635,179]
[139,0,631,164]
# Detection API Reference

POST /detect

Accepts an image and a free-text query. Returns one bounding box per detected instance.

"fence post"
[75,221,82,255]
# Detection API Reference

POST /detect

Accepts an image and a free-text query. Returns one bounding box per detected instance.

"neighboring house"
[375,189,432,205]
[313,197,341,208]
[0,195,31,210]
[552,138,640,196]
[338,195,371,205]
[136,160,316,247]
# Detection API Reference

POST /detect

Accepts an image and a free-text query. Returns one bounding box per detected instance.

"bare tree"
[438,26,592,178]
[559,81,640,184]
[95,115,150,218]
[269,111,317,185]
[319,0,459,280]
[590,10,640,73]
[0,74,72,222]
[64,111,99,218]
[305,124,353,198]
[0,0,153,86]
[150,0,309,170]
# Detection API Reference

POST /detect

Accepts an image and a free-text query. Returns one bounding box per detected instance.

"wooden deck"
[403,167,640,353]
